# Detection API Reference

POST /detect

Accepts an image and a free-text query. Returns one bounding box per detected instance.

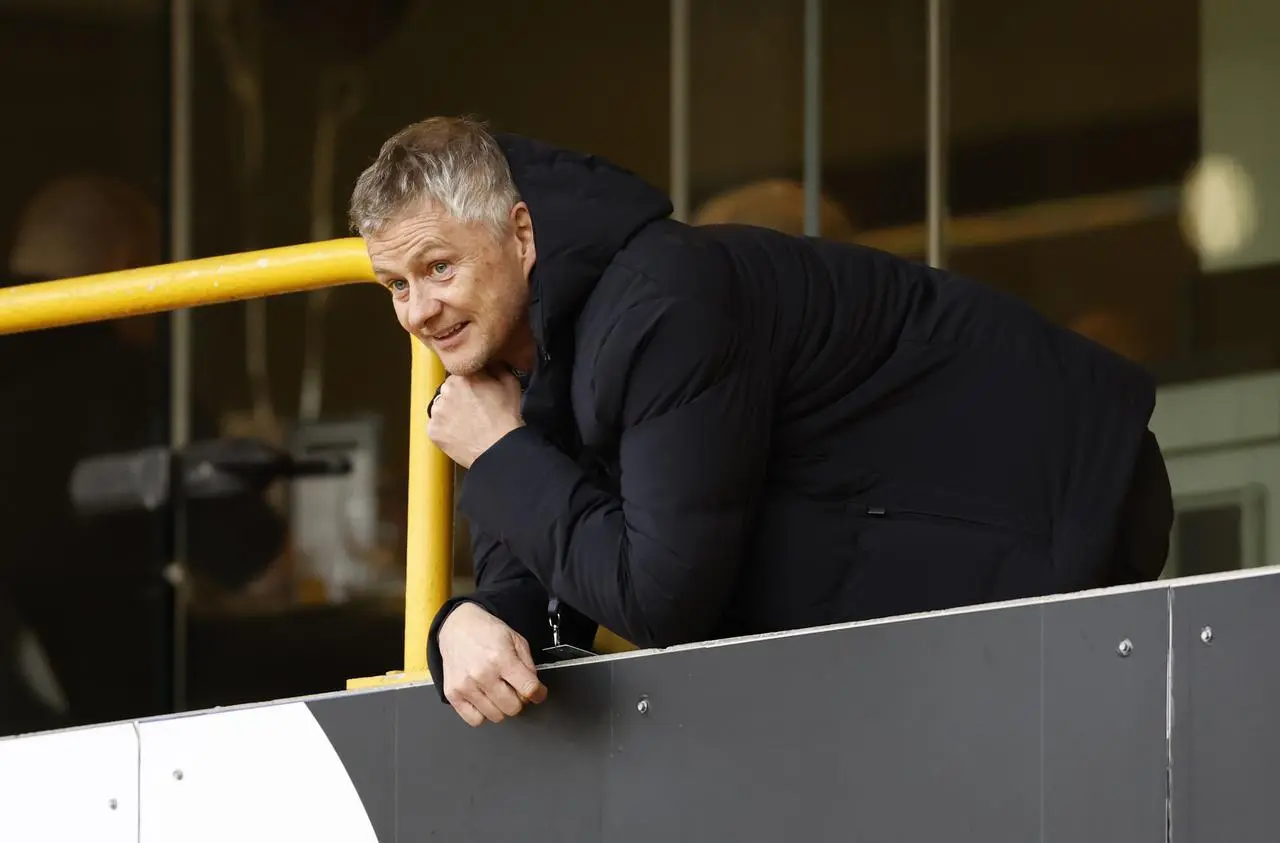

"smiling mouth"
[431,322,469,342]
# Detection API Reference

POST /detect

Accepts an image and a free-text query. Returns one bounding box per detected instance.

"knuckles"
[443,662,501,702]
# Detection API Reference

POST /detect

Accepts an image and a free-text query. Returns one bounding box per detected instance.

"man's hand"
[427,369,524,469]
[438,602,547,727]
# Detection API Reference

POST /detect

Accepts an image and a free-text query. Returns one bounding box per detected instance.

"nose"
[406,284,443,334]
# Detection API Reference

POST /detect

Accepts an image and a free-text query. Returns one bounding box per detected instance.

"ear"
[510,201,536,277]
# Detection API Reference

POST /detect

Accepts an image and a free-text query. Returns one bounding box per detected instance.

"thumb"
[510,636,548,703]
[512,633,537,671]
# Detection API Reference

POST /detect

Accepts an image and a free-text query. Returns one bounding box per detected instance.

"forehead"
[366,199,491,266]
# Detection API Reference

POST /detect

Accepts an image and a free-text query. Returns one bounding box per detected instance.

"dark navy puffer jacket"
[426,133,1169,688]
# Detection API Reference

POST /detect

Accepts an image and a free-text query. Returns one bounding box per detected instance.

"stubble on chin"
[442,344,491,378]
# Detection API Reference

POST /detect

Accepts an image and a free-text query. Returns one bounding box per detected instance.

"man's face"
[366,199,537,375]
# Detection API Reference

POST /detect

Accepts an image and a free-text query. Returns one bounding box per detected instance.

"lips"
[431,322,468,342]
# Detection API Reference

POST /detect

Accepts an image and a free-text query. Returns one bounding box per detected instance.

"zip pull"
[867,506,887,516]
[547,597,562,647]
[541,597,596,663]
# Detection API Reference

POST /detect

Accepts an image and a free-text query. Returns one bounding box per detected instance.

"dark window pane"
[0,1,170,735]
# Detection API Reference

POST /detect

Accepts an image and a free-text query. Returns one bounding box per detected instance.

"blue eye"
[389,279,408,293]
[431,261,450,275]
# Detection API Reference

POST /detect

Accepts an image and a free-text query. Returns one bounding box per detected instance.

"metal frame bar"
[803,0,822,237]
[168,0,195,714]
[168,0,194,446]
[0,238,454,688]
[926,0,950,268]
[669,0,690,222]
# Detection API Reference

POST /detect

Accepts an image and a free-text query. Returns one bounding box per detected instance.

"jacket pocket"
[855,503,1045,539]
[830,501,1051,624]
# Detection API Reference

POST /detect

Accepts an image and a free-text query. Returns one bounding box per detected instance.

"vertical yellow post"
[403,337,454,674]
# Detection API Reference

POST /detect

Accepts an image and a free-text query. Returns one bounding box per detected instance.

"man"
[349,117,1172,728]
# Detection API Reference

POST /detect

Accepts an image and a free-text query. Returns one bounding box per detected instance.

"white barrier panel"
[137,702,377,843]
[0,723,139,843]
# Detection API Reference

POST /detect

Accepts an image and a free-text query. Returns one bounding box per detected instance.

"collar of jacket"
[494,133,673,359]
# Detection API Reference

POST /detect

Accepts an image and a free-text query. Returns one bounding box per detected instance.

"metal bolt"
[1117,638,1133,657]
[173,770,184,781]
[636,696,649,715]
[1200,626,1214,644]
[108,798,118,811]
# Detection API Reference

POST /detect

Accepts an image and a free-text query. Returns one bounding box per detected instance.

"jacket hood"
[494,133,673,351]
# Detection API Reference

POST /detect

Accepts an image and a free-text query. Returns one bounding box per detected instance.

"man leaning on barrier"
[348,116,1174,728]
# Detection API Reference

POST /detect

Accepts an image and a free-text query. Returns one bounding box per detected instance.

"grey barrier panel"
[1041,588,1169,843]
[604,604,1044,842]
[1171,572,1280,843]
[395,660,615,840]
[347,584,1171,842]
[308,690,397,842]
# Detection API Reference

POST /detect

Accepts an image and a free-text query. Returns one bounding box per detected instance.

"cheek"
[482,263,527,316]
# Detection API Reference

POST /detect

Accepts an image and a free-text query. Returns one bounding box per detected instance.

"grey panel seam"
[603,664,611,843]
[134,719,142,843]
[1039,606,1045,843]
[393,697,400,843]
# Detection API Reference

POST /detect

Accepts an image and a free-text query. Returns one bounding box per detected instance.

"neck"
[499,323,538,373]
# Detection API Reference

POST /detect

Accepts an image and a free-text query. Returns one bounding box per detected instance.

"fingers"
[512,634,536,669]
[509,636,549,704]
[452,698,485,728]
[447,681,533,726]
[466,686,510,724]
[523,679,549,705]
[502,656,548,706]
[445,676,508,726]
[488,680,527,717]
[444,664,546,727]
[427,378,449,426]
[438,607,548,727]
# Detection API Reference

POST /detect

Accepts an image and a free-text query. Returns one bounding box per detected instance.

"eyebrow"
[372,238,450,277]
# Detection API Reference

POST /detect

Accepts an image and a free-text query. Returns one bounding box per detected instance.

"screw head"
[1200,626,1214,644]
[636,696,650,715]
[173,769,184,781]
[1117,638,1133,657]
[108,798,118,810]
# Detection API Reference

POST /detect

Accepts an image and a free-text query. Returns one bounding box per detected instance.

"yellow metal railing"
[0,237,452,689]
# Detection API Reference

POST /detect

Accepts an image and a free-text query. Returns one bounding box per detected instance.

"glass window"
[948,0,1201,369]
[950,0,1280,579]
[0,0,170,735]
[688,0,805,231]
[824,1,927,254]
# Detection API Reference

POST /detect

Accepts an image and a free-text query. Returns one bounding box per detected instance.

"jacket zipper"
[861,504,1042,537]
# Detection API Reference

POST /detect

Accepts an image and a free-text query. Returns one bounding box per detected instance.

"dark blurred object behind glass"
[946,0,1199,370]
[0,1,172,736]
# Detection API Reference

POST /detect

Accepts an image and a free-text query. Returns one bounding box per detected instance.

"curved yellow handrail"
[0,238,375,334]
[0,237,452,687]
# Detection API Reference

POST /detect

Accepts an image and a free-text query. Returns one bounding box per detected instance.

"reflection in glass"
[948,0,1200,370]
[688,0,804,234]
[0,1,170,735]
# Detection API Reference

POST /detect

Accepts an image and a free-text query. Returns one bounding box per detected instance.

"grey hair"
[348,115,520,238]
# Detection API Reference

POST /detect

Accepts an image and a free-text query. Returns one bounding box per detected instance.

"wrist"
[469,420,525,467]
[439,600,487,643]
